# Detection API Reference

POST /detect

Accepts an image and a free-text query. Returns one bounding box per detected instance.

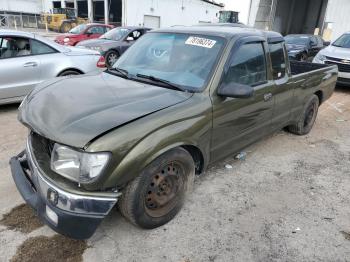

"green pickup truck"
[10,26,337,239]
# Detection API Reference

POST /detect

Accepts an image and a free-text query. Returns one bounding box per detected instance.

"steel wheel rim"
[144,161,185,217]
[304,102,316,128]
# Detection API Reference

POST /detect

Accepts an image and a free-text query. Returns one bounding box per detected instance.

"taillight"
[96,56,106,68]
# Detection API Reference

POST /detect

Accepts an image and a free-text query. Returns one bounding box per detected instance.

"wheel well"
[106,49,120,56]
[181,145,204,175]
[314,90,323,105]
[57,68,84,77]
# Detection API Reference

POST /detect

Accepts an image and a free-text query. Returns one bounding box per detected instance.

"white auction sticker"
[185,36,216,48]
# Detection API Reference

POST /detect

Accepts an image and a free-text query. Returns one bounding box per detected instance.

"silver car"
[0,30,105,105]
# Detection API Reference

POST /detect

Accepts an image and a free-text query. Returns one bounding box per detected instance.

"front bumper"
[9,137,119,239]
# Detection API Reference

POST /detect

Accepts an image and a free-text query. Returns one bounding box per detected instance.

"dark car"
[285,34,329,61]
[76,26,151,67]
[11,25,338,239]
[55,23,114,46]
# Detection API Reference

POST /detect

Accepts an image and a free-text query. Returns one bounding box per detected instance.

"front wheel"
[288,94,319,135]
[299,52,308,62]
[118,147,195,229]
[60,21,72,33]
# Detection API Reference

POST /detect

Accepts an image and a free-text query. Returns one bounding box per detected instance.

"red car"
[55,23,113,46]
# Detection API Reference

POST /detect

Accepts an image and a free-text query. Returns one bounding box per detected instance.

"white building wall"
[324,0,350,41]
[124,0,223,27]
[248,0,350,41]
[247,0,259,26]
[0,0,44,14]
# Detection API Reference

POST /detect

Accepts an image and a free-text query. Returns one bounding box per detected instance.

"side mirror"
[126,36,134,41]
[217,82,254,98]
[86,31,93,36]
[323,41,330,46]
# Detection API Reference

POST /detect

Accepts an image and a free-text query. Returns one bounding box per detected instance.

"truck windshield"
[113,33,225,92]
[285,35,310,45]
[332,34,350,48]
[100,28,130,40]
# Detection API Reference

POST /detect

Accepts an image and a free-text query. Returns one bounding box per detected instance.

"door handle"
[23,62,38,67]
[264,93,273,102]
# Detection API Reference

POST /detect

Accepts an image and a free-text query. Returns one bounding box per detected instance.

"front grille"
[325,61,350,73]
[31,132,54,157]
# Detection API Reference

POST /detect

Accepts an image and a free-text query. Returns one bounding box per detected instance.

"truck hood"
[19,72,192,148]
[286,44,306,51]
[320,45,350,59]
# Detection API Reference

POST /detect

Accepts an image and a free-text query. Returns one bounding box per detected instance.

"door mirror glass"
[323,41,330,46]
[218,82,254,98]
[126,36,134,41]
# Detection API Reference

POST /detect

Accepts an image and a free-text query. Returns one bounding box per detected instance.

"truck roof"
[153,25,284,43]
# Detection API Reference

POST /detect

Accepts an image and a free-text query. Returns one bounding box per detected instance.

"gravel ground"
[0,87,349,262]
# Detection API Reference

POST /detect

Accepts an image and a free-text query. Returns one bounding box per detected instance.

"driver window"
[223,42,267,86]
[87,26,105,34]
[128,30,142,41]
[0,37,31,59]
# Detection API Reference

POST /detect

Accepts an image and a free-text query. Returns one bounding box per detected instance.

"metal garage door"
[144,15,160,28]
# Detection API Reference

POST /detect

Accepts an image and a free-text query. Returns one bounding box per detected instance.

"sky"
[221,0,251,24]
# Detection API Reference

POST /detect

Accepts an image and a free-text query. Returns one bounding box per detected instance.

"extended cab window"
[224,42,267,86]
[269,42,286,80]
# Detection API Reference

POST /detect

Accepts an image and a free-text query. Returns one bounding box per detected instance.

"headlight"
[315,53,326,62]
[50,143,110,183]
[63,37,70,43]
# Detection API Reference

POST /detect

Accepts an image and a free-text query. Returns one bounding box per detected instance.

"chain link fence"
[0,13,45,30]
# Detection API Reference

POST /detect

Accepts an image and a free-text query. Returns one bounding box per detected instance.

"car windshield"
[100,28,130,40]
[69,24,87,34]
[332,34,350,48]
[113,33,225,92]
[285,35,310,45]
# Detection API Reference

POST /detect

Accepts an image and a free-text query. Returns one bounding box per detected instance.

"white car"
[313,32,350,85]
[0,30,106,105]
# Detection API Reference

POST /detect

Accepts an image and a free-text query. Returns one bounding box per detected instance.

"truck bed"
[290,61,330,75]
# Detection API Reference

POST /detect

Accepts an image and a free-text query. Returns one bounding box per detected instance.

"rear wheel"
[105,50,119,68]
[60,21,72,33]
[288,94,319,135]
[118,147,195,229]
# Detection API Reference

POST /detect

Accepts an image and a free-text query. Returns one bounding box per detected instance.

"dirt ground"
[0,87,349,262]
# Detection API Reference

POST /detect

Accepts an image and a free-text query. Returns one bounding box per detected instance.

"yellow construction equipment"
[42,8,88,33]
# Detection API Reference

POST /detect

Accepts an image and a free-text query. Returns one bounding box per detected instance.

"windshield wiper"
[107,67,130,79]
[136,74,185,92]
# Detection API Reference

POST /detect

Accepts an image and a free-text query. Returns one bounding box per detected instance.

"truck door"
[211,37,275,162]
[268,41,294,130]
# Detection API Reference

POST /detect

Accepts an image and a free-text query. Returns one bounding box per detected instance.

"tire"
[288,95,319,135]
[60,21,72,33]
[118,147,195,229]
[58,70,81,77]
[299,52,308,62]
[105,50,119,68]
